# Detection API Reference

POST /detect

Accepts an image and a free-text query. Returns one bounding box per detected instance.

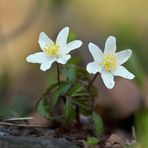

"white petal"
[101,71,115,89]
[40,58,56,71]
[56,27,69,48]
[86,62,102,74]
[113,65,135,79]
[26,52,49,64]
[57,54,71,64]
[38,32,54,51]
[62,40,82,54]
[104,36,116,55]
[88,43,103,62]
[115,49,132,65]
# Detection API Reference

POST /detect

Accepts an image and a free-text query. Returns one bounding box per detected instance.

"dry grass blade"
[0,121,48,128]
[3,117,34,122]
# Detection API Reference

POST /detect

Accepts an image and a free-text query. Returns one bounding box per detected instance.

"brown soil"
[0,119,136,148]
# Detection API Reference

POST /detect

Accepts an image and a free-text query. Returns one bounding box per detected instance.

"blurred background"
[0,0,148,146]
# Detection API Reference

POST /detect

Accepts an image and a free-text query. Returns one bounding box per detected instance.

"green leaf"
[71,93,90,97]
[37,99,50,118]
[72,98,87,110]
[76,66,89,81]
[72,98,91,116]
[44,81,58,94]
[62,65,76,82]
[64,97,75,125]
[92,112,103,138]
[67,82,84,96]
[36,81,59,111]
[50,82,72,111]
[84,137,98,145]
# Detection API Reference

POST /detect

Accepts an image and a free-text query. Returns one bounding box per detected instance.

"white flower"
[26,27,82,71]
[86,36,135,89]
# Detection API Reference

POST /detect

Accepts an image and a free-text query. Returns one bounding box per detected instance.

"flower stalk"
[87,72,99,90]
[56,62,60,86]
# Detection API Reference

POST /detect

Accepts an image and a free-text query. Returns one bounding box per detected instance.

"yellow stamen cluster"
[44,44,60,56]
[102,54,117,72]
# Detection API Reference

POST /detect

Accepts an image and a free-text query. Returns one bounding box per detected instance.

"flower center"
[102,54,117,72]
[44,44,60,56]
